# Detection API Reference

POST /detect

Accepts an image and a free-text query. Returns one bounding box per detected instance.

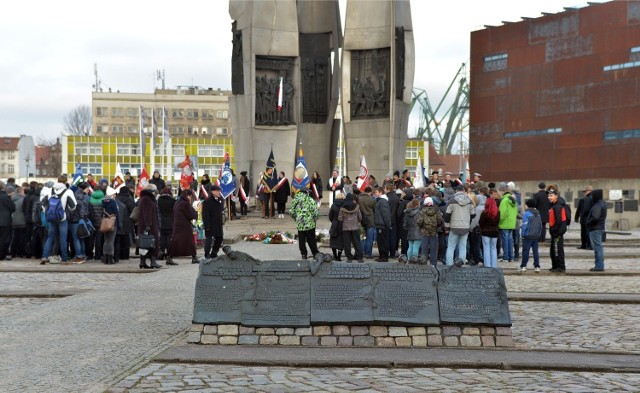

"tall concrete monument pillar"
[341,0,414,180]
[229,0,341,186]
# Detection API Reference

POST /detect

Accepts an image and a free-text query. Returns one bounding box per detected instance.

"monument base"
[188,323,514,348]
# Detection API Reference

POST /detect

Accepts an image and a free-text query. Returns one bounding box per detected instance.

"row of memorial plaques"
[193,258,511,327]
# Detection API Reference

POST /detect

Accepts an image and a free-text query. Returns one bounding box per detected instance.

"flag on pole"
[413,155,425,188]
[112,163,125,191]
[216,152,236,199]
[261,149,278,191]
[72,163,83,187]
[139,106,146,160]
[136,164,150,197]
[162,107,169,142]
[179,155,194,190]
[277,77,284,111]
[151,108,157,149]
[292,147,310,192]
[356,155,370,192]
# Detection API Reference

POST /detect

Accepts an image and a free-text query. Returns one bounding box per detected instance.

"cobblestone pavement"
[108,363,640,392]
[499,257,640,271]
[0,297,55,318]
[506,275,640,293]
[510,301,640,353]
[2,234,639,392]
[0,272,129,292]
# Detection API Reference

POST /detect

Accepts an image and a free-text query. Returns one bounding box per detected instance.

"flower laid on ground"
[244,230,296,244]
[316,228,329,243]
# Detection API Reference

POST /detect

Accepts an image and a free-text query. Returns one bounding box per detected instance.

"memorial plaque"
[242,260,311,327]
[350,48,391,118]
[300,33,331,124]
[193,257,255,324]
[438,267,511,326]
[310,262,373,324]
[371,264,440,325]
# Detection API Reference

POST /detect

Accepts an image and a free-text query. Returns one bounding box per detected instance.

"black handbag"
[138,227,156,250]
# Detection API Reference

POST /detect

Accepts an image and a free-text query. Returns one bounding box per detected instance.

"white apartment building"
[0,135,36,181]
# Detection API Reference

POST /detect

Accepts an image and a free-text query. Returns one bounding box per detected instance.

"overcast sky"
[0,0,592,141]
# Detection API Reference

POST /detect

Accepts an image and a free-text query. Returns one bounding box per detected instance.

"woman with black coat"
[157,187,175,262]
[274,171,290,219]
[116,186,135,261]
[310,171,323,206]
[202,185,225,259]
[328,192,345,261]
[137,184,161,269]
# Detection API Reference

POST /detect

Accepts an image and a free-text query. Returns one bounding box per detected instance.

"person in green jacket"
[290,188,319,259]
[498,182,518,262]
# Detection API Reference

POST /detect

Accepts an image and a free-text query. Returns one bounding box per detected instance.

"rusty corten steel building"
[469,1,640,181]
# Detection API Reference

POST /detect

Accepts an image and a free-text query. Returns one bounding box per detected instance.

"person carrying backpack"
[41,175,77,265]
[68,183,91,263]
[519,199,542,272]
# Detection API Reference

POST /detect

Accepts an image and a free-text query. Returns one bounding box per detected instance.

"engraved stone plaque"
[350,48,391,118]
[371,264,440,325]
[192,257,255,324]
[438,267,511,326]
[310,262,373,324]
[300,33,331,124]
[242,260,311,327]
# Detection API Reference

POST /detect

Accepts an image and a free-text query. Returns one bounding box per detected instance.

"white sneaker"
[535,267,540,273]
[519,267,526,272]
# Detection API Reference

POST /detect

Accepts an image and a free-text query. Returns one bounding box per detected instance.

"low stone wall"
[188,324,514,348]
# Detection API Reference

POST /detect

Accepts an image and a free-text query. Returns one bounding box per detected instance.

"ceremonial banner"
[292,147,310,192]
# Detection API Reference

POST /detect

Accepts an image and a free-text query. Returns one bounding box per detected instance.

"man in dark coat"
[116,186,136,261]
[157,187,175,261]
[532,182,550,242]
[385,184,400,258]
[149,170,166,192]
[274,171,290,219]
[0,184,16,261]
[575,186,593,250]
[168,189,198,264]
[137,184,161,268]
[202,185,225,260]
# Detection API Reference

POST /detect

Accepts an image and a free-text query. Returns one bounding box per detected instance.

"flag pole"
[151,108,156,180]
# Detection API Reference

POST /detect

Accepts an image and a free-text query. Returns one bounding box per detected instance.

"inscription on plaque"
[242,261,311,327]
[310,263,373,324]
[372,264,440,325]
[192,258,255,324]
[438,267,511,326]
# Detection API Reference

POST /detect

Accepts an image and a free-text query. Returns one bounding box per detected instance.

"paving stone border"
[188,324,513,348]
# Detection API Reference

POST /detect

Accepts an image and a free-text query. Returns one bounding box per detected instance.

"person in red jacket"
[547,185,568,273]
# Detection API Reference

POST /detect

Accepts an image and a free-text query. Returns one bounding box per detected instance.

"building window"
[116,144,141,155]
[127,125,138,134]
[202,110,214,120]
[187,109,199,119]
[8,164,14,173]
[198,165,217,177]
[603,129,640,141]
[216,110,229,119]
[76,143,103,155]
[405,147,418,159]
[80,163,102,175]
[198,145,225,157]
[483,53,508,72]
[0,163,5,172]
[603,61,640,72]
[112,124,124,133]
[111,108,125,117]
[96,124,108,133]
[504,128,562,138]
[96,107,108,116]
[127,108,139,118]
[172,109,184,119]
[216,127,228,135]
[172,145,186,157]
[8,151,15,159]
[171,126,184,134]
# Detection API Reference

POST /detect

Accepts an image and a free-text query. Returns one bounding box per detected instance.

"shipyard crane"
[410,63,470,156]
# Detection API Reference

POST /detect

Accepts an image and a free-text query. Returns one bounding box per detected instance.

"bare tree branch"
[36,136,57,146]
[63,104,92,136]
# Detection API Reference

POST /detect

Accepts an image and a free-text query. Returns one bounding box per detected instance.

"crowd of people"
[0,167,607,272]
[289,170,607,272]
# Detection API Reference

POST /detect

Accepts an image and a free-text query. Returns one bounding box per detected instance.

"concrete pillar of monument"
[341,0,414,181]
[296,0,341,179]
[230,0,341,189]
[229,0,300,189]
